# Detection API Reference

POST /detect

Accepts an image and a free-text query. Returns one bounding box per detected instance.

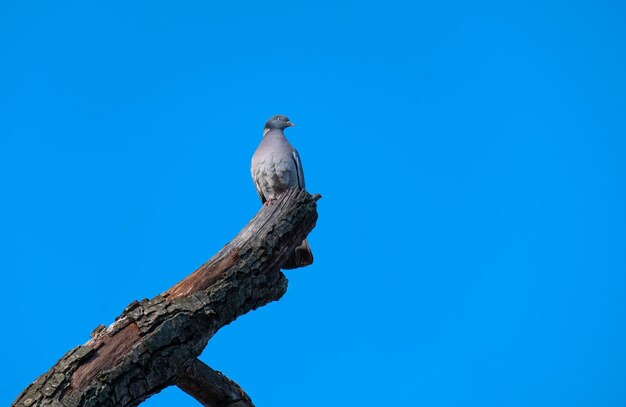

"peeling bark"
[12,189,320,407]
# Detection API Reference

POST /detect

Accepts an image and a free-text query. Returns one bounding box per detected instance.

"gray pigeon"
[251,114,313,269]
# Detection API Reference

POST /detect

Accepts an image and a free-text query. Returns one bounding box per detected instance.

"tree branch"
[175,358,254,407]
[12,189,320,407]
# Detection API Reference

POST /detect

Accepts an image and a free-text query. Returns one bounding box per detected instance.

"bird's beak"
[287,121,295,127]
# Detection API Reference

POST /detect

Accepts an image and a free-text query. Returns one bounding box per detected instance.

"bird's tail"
[282,238,313,269]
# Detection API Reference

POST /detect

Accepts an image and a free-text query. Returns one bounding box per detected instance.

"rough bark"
[175,359,254,407]
[12,189,320,407]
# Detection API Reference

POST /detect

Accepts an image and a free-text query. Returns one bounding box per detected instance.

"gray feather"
[251,124,313,268]
[251,129,303,202]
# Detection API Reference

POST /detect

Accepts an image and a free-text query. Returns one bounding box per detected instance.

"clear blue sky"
[1,1,625,406]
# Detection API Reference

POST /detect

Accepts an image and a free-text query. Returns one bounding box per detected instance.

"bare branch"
[175,359,254,407]
[12,189,320,407]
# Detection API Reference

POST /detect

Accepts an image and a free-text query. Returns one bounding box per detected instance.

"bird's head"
[264,114,295,131]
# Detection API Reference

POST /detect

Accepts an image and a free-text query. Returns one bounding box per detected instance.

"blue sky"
[1,1,625,406]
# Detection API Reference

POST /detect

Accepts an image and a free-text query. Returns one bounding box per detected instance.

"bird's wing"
[254,179,266,203]
[251,155,267,204]
[292,149,305,189]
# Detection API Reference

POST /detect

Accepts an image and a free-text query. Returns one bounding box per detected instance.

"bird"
[251,114,313,269]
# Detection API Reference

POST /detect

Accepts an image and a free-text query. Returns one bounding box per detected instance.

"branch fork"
[13,189,320,407]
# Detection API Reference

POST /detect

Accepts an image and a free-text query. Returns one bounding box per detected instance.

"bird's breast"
[252,152,298,197]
